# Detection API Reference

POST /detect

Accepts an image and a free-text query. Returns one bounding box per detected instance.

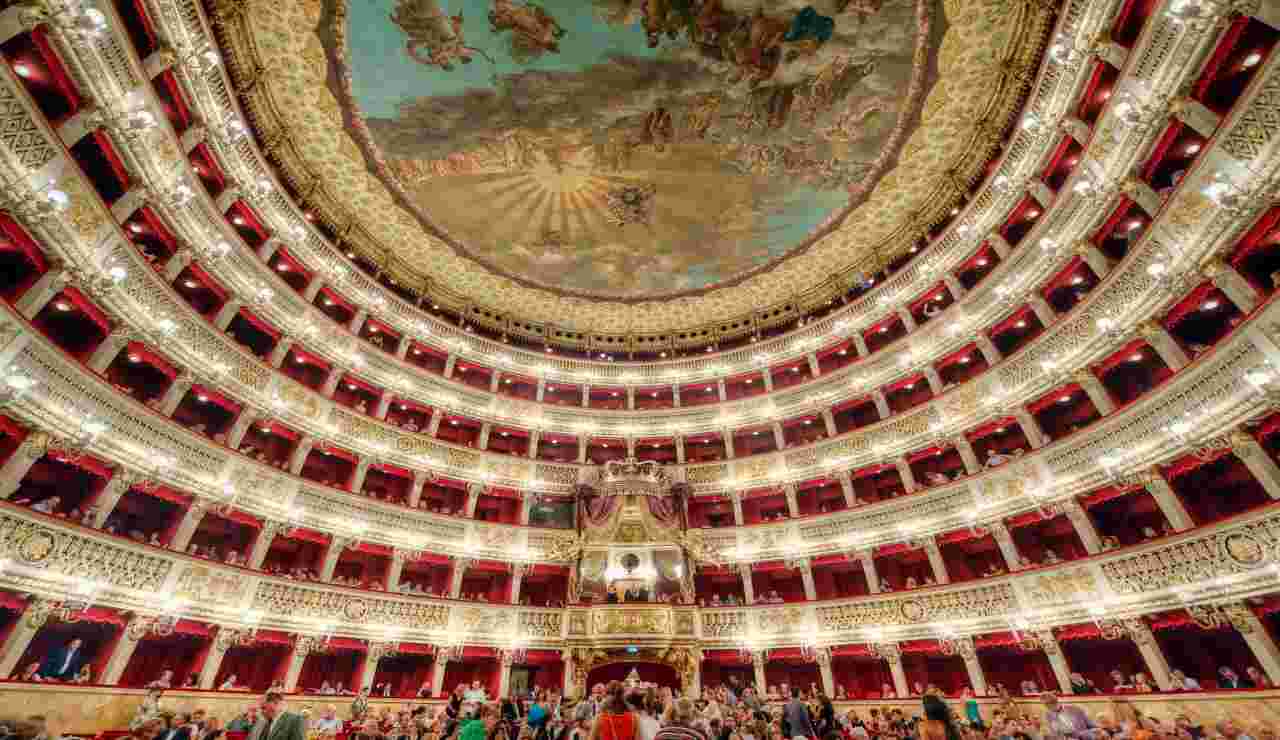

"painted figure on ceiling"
[489,0,567,59]
[390,0,474,70]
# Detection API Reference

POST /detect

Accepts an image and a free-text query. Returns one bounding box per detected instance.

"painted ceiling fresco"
[331,0,942,298]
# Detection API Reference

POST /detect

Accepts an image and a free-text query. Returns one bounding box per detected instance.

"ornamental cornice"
[3,502,1280,647]
[143,0,1077,363]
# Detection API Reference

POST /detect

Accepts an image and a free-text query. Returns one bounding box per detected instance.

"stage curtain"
[584,662,679,689]
[372,654,434,698]
[118,632,209,688]
[217,643,291,692]
[297,650,363,693]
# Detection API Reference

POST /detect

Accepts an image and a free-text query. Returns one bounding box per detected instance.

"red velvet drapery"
[117,630,210,688]
[297,648,364,693]
[975,644,1057,696]
[1153,622,1260,689]
[217,641,292,691]
[832,656,893,698]
[442,658,500,697]
[371,653,435,698]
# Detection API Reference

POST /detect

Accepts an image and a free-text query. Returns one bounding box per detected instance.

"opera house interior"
[0,0,1278,737]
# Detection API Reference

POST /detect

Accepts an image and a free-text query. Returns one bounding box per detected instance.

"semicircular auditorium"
[0,0,1277,737]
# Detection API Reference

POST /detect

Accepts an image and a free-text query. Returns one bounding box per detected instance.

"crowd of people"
[23,674,1260,740]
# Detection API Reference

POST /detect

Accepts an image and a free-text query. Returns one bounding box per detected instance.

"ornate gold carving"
[592,608,670,635]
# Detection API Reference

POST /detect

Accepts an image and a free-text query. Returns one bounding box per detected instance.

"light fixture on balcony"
[0,176,70,222]
[0,368,36,409]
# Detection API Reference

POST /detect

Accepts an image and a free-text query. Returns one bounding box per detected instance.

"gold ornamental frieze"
[1020,566,1102,607]
[592,607,671,636]
[173,563,247,604]
[0,512,173,592]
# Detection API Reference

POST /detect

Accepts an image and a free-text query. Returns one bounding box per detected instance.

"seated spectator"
[1111,670,1135,691]
[38,637,85,680]
[146,669,174,689]
[1069,673,1095,694]
[1219,666,1255,689]
[1171,669,1201,691]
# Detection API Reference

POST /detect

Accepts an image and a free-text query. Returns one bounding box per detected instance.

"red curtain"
[584,662,679,689]
[899,653,968,696]
[1060,636,1148,692]
[372,654,435,698]
[217,643,291,692]
[1154,624,1259,689]
[764,661,821,695]
[297,649,364,693]
[976,645,1057,695]
[15,619,118,683]
[117,632,210,688]
[443,659,500,697]
[832,657,892,699]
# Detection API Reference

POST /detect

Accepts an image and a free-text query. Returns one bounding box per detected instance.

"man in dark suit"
[38,638,85,680]
[248,692,307,740]
[156,713,195,740]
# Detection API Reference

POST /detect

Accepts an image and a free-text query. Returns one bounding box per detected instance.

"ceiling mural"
[325,0,943,298]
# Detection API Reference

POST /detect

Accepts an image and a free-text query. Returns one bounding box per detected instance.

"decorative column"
[375,395,392,420]
[158,371,194,417]
[1203,258,1261,315]
[213,298,243,331]
[198,630,234,689]
[988,234,1011,259]
[0,433,42,499]
[388,549,408,591]
[162,247,194,281]
[762,373,774,392]
[738,563,755,604]
[1073,369,1116,416]
[349,307,369,334]
[816,648,835,698]
[1012,406,1048,449]
[1139,320,1190,371]
[789,557,816,601]
[881,644,909,698]
[449,557,472,598]
[954,435,980,475]
[0,599,48,678]
[360,642,394,692]
[675,437,686,463]
[320,536,352,582]
[923,537,949,584]
[91,469,143,528]
[837,471,858,508]
[1028,294,1058,328]
[171,499,209,552]
[489,373,501,393]
[431,651,450,696]
[1074,241,1112,278]
[1063,499,1102,555]
[350,458,371,493]
[723,429,735,459]
[255,237,281,263]
[821,409,837,438]
[509,563,527,604]
[561,649,577,699]
[782,484,800,517]
[527,429,540,459]
[772,423,786,451]
[729,491,744,525]
[975,334,1002,366]
[672,384,681,407]
[428,411,444,436]
[1230,429,1280,499]
[408,470,429,509]
[477,423,491,450]
[895,456,917,493]
[897,306,917,332]
[1124,618,1173,691]
[943,272,967,300]
[807,353,821,377]
[396,337,411,360]
[581,385,591,407]
[1145,468,1194,531]
[1035,630,1073,694]
[225,408,260,450]
[465,482,483,518]
[857,550,879,594]
[1221,602,1280,686]
[871,389,890,420]
[284,636,323,692]
[320,368,343,398]
[716,379,728,402]
[303,277,325,302]
[101,615,148,685]
[498,649,515,698]
[288,435,315,475]
[576,441,588,464]
[752,650,767,694]
[443,355,457,378]
[248,521,280,570]
[852,333,869,358]
[86,327,133,373]
[988,521,1022,571]
[923,366,943,395]
[956,639,986,695]
[268,335,295,368]
[519,492,533,525]
[15,266,69,319]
